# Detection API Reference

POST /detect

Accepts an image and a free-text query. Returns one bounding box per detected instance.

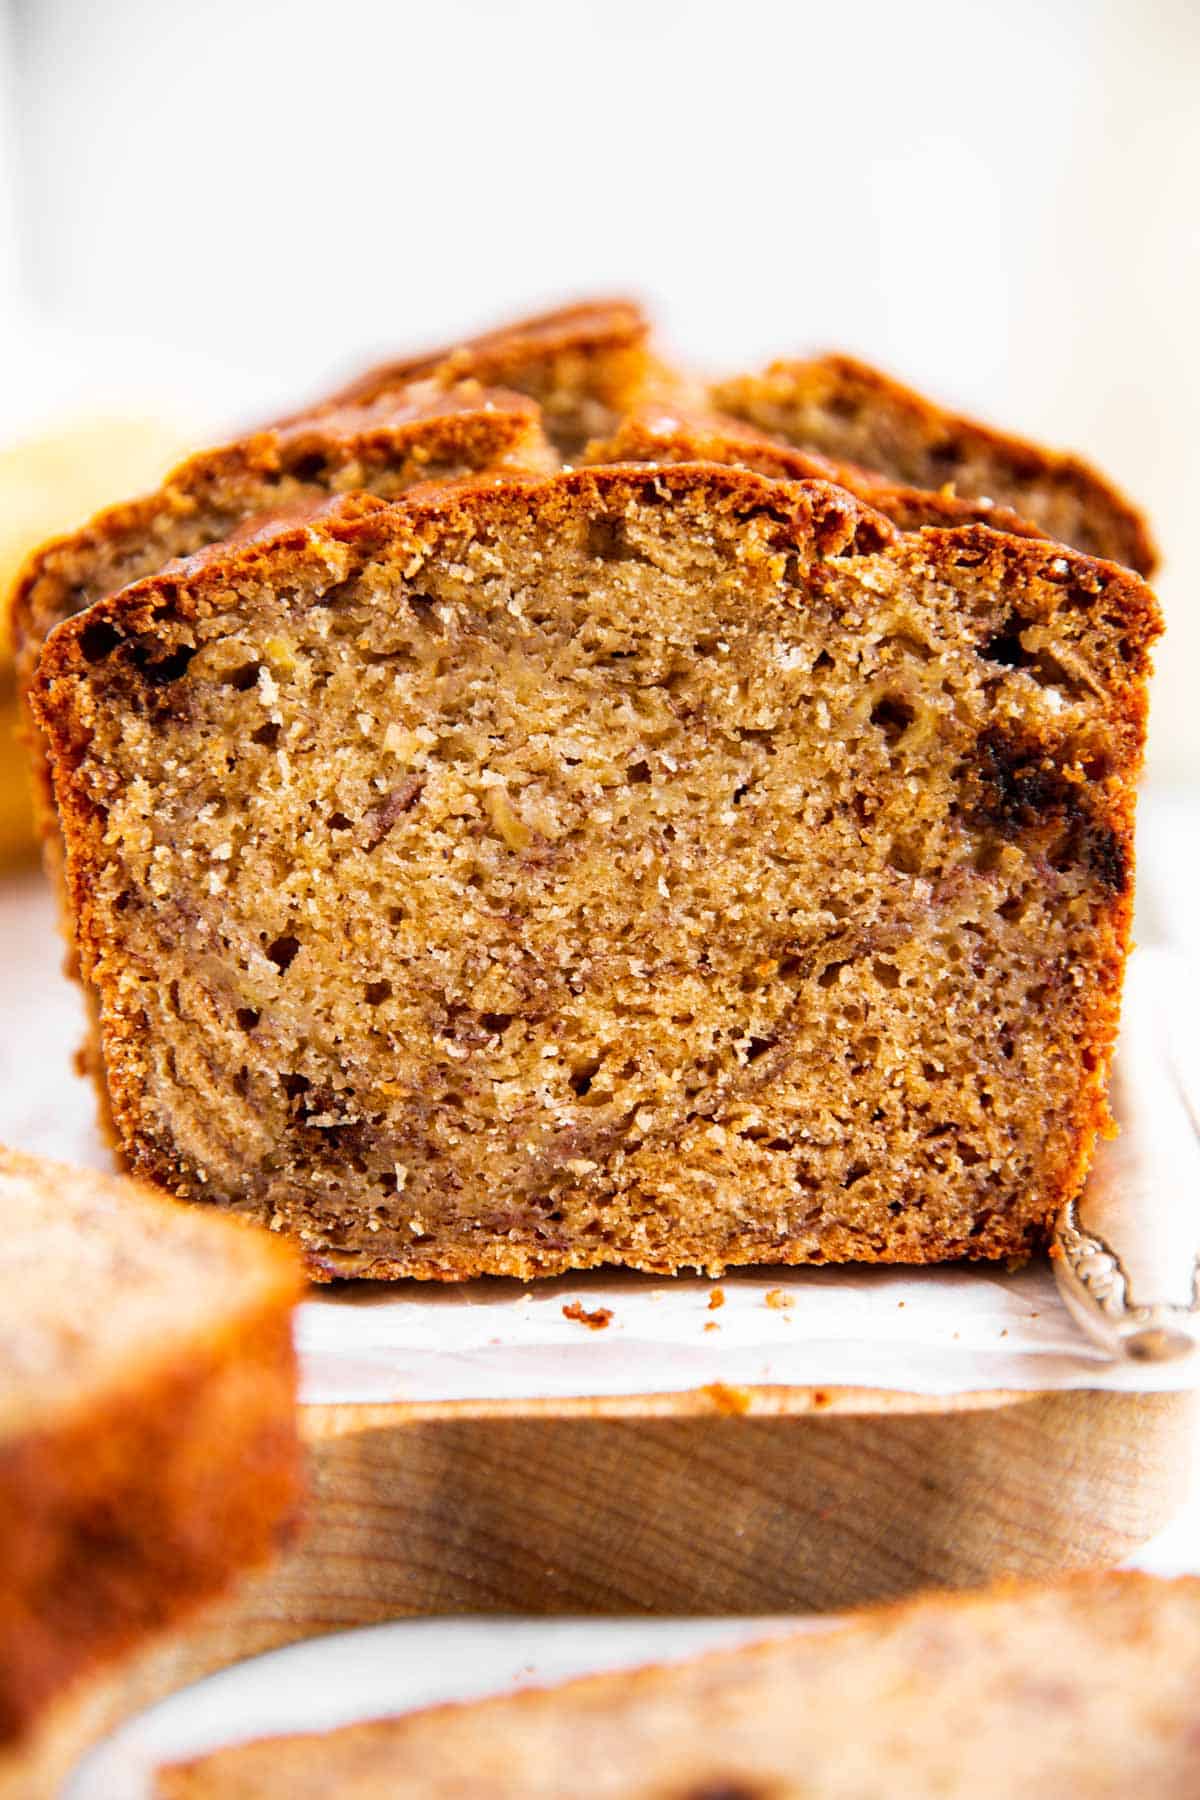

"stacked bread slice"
[0,1146,302,1786]
[16,299,1160,1281]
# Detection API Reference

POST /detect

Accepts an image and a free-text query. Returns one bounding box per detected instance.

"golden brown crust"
[714,354,1158,577]
[0,1147,304,1750]
[298,296,651,416]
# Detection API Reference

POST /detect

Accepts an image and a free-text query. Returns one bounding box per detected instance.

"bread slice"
[155,1574,1200,1797]
[0,1145,302,1754]
[586,403,1051,540]
[713,354,1157,575]
[32,465,1159,1280]
[299,297,655,455]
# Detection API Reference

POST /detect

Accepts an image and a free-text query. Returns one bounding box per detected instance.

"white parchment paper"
[3,868,1197,1404]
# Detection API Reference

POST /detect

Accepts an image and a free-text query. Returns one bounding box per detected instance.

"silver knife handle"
[1053,949,1200,1363]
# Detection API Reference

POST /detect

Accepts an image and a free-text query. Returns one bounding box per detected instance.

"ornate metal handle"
[1053,950,1200,1363]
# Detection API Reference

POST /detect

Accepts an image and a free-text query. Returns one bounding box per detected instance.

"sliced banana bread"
[31,464,1158,1279]
[0,1145,302,1754]
[156,1574,1200,1797]
[713,354,1157,575]
[300,297,655,456]
[585,403,1050,539]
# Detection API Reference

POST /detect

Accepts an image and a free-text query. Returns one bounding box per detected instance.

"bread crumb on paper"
[562,1301,613,1330]
[704,1381,752,1415]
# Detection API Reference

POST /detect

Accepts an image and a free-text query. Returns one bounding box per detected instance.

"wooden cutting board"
[17,1379,1192,1798]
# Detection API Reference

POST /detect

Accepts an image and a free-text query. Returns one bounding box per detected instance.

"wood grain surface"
[13,1381,1193,1796]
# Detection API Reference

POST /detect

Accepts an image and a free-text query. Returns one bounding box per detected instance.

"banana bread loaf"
[713,353,1157,575]
[31,464,1159,1280]
[0,1145,302,1756]
[156,1574,1200,1797]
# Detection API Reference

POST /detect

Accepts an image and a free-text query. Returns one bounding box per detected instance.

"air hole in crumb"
[818,960,848,989]
[251,721,281,748]
[570,1057,602,1097]
[364,980,392,1006]
[872,959,901,990]
[236,1007,260,1031]
[327,811,353,831]
[951,542,990,569]
[226,661,261,691]
[131,641,197,684]
[744,1036,775,1064]
[479,1012,513,1036]
[282,1073,310,1098]
[266,934,300,972]
[842,1163,869,1188]
[627,760,652,784]
[869,694,915,743]
[812,649,834,672]
[80,618,122,662]
[886,836,924,875]
[287,451,328,483]
[981,615,1033,670]
[586,517,629,561]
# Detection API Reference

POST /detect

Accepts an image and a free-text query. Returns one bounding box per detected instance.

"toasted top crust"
[0,1145,301,1441]
[304,296,651,415]
[9,382,552,705]
[585,405,1052,541]
[713,354,1158,577]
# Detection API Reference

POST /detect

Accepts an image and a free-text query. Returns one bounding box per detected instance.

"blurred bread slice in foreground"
[0,1146,303,1791]
[158,1573,1200,1798]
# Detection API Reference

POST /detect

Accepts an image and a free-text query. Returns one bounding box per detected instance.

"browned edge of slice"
[713,353,1158,577]
[294,297,656,455]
